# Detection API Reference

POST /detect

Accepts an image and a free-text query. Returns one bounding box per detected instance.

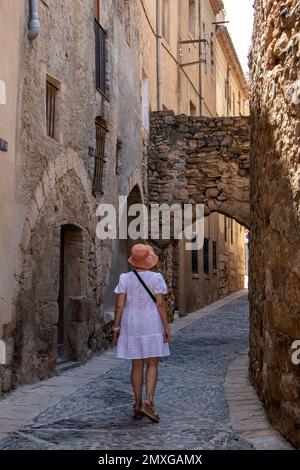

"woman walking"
[113,243,170,422]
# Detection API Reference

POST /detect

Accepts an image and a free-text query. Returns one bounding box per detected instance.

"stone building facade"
[216,24,249,117]
[0,0,144,393]
[250,0,300,448]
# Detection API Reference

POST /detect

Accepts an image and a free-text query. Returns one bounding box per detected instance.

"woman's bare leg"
[131,359,144,407]
[145,357,159,405]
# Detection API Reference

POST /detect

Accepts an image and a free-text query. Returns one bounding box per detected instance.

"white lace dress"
[114,271,170,359]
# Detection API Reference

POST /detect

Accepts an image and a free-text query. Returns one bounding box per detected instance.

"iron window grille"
[191,236,199,274]
[116,139,122,175]
[124,0,131,45]
[213,241,217,271]
[93,119,108,194]
[94,19,107,95]
[203,238,209,275]
[46,81,58,138]
[230,219,234,244]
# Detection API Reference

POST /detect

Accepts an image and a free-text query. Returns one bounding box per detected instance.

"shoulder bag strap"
[133,270,156,303]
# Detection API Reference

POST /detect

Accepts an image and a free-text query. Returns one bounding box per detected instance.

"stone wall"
[0,0,143,394]
[249,0,300,448]
[149,112,250,227]
[219,250,245,297]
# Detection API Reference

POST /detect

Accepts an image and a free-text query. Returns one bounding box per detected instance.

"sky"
[222,0,254,75]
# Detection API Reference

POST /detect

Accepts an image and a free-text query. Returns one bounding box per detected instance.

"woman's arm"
[113,293,126,344]
[156,294,170,343]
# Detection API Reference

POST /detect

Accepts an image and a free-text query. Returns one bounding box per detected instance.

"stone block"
[279,373,299,401]
[67,321,88,363]
[220,135,233,147]
[69,297,91,323]
[0,366,12,393]
[205,187,219,199]
[40,302,59,325]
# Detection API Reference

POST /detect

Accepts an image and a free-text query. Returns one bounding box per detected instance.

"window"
[162,0,170,43]
[228,86,232,112]
[93,0,100,22]
[0,80,6,104]
[94,15,107,94]
[230,219,234,244]
[238,91,241,115]
[124,0,131,45]
[93,117,108,194]
[189,0,196,37]
[203,238,209,275]
[191,236,198,274]
[224,215,227,242]
[210,33,215,79]
[213,241,217,271]
[115,139,122,175]
[141,73,150,131]
[233,92,236,115]
[190,100,196,116]
[46,79,59,139]
[201,23,207,71]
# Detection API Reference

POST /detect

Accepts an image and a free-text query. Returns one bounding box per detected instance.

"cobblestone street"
[0,292,291,450]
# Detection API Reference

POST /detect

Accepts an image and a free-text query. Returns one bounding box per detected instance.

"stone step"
[55,361,80,375]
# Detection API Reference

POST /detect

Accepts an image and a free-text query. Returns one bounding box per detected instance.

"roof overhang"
[210,0,225,15]
[216,25,249,94]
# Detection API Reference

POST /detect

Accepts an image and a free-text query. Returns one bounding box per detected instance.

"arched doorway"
[126,184,145,266]
[101,184,144,314]
[57,224,88,363]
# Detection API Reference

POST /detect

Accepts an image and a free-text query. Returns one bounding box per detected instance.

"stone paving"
[0,291,292,450]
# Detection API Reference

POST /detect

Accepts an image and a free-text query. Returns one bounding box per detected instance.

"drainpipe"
[156,0,162,111]
[28,0,40,40]
[198,0,203,115]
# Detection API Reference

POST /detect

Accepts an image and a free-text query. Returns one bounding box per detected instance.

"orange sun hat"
[128,244,158,270]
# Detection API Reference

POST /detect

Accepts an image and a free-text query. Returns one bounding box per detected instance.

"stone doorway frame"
[57,224,89,363]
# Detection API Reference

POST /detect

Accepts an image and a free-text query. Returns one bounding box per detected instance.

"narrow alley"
[0,292,291,450]
[1,0,299,459]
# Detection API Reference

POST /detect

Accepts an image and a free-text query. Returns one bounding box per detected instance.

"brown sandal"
[140,401,160,422]
[133,405,143,420]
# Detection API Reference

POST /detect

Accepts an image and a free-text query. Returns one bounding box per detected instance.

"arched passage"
[126,184,145,261]
[101,184,144,316]
[149,112,250,228]
[150,212,248,317]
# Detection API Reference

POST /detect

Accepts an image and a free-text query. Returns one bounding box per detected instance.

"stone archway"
[148,112,250,315]
[101,182,144,318]
[12,167,96,386]
[149,112,250,228]
[126,184,145,262]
